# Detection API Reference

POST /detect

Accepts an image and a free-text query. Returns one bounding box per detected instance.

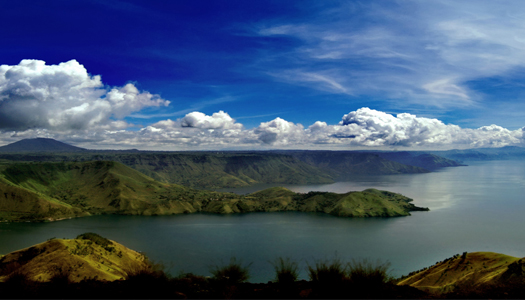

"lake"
[1,160,524,282]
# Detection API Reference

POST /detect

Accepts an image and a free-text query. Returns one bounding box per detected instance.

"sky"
[0,0,524,150]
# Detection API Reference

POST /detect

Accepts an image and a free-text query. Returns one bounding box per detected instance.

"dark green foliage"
[271,257,299,284]
[76,232,112,248]
[209,257,252,284]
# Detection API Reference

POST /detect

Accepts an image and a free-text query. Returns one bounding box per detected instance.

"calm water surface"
[1,160,524,282]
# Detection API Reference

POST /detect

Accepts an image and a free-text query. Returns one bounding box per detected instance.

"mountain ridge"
[0,160,428,222]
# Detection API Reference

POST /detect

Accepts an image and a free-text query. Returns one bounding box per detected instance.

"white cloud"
[0,59,169,131]
[254,117,305,145]
[180,110,243,129]
[1,107,522,150]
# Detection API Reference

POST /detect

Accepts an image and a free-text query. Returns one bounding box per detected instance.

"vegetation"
[0,138,465,189]
[398,252,522,294]
[0,161,428,222]
[209,257,252,284]
[271,257,299,284]
[2,234,525,298]
[347,258,392,286]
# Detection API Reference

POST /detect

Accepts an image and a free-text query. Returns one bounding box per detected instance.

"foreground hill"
[397,252,525,294]
[3,236,524,299]
[0,161,427,222]
[0,233,149,283]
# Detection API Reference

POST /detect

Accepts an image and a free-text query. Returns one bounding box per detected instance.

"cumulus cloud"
[328,108,523,148]
[254,117,305,145]
[180,110,243,129]
[0,59,522,151]
[0,59,169,131]
[1,107,523,150]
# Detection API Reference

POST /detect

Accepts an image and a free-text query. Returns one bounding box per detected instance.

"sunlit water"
[1,160,524,282]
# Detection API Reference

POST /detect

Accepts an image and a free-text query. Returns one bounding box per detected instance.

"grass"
[209,257,252,284]
[306,256,347,285]
[347,258,392,286]
[5,234,523,299]
[271,257,299,284]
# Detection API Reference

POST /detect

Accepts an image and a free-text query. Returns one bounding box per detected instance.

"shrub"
[124,259,169,283]
[76,232,112,248]
[306,257,347,285]
[346,258,392,286]
[49,267,72,285]
[209,257,251,284]
[271,257,299,284]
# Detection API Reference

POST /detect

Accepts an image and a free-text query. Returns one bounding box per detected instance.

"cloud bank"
[0,60,523,150]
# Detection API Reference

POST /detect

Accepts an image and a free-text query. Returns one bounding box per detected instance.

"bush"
[306,257,347,285]
[271,257,299,284]
[346,258,392,286]
[124,259,170,283]
[209,257,251,284]
[76,232,112,248]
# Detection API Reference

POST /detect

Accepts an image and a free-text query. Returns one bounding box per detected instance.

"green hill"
[397,252,524,294]
[0,152,335,189]
[0,161,428,222]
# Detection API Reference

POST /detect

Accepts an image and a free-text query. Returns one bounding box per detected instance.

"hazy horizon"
[1,1,524,151]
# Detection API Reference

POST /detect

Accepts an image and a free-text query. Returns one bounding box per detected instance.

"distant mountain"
[376,152,465,170]
[0,138,86,153]
[430,146,525,162]
[276,151,430,179]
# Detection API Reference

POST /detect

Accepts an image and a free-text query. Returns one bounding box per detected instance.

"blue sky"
[0,0,524,150]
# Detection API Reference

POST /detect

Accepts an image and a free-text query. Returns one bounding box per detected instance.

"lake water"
[1,160,524,282]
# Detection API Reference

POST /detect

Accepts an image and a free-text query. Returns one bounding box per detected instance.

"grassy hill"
[0,233,149,283]
[397,252,523,294]
[0,139,464,190]
[0,152,335,189]
[0,161,428,222]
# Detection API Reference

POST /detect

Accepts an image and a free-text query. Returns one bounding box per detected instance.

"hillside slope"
[0,161,428,221]
[285,151,429,179]
[397,252,523,294]
[0,233,149,282]
[376,152,465,170]
[0,152,335,189]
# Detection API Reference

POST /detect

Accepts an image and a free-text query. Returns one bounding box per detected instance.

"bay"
[1,160,524,283]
